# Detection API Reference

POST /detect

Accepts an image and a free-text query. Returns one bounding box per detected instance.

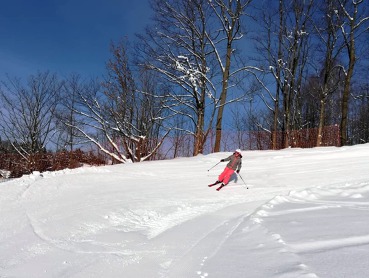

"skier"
[209,149,242,191]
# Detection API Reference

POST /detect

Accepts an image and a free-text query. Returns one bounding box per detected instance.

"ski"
[208,181,220,187]
[209,182,248,190]
[209,183,249,190]
[208,181,221,187]
[209,182,225,191]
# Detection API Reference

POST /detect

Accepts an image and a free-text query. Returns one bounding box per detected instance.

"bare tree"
[138,0,218,156]
[138,0,256,155]
[0,71,62,162]
[336,0,369,145]
[349,84,369,144]
[55,73,85,151]
[310,0,344,146]
[209,0,254,152]
[252,0,285,149]
[67,41,170,163]
[255,0,315,148]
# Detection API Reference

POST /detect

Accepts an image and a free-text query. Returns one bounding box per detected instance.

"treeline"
[0,0,369,177]
[0,149,106,178]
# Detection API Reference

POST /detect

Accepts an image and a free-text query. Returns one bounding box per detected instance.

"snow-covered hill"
[1,144,369,277]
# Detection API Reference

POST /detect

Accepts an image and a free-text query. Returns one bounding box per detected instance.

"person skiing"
[209,149,243,191]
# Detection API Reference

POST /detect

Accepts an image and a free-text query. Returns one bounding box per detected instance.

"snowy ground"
[1,144,369,278]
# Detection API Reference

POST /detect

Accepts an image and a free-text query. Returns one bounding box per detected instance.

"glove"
[220,159,225,162]
[236,170,240,174]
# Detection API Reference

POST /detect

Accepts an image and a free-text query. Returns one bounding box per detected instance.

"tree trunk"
[340,65,354,146]
[214,44,232,152]
[193,104,205,156]
[316,98,326,146]
[340,5,357,146]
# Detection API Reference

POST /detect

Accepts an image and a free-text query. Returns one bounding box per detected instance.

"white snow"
[1,144,369,277]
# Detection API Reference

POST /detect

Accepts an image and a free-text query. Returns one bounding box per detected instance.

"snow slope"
[1,144,369,277]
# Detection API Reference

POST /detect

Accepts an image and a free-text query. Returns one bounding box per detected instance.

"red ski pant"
[218,167,235,185]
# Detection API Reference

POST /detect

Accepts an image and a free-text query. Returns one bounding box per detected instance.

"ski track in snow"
[7,166,258,269]
[188,178,369,277]
[1,145,369,277]
[248,180,369,276]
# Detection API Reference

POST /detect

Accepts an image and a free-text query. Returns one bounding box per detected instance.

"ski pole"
[207,161,221,171]
[237,173,249,189]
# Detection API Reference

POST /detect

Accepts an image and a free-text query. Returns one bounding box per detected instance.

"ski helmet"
[235,149,242,155]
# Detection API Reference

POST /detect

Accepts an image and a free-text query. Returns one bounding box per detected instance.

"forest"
[0,0,368,177]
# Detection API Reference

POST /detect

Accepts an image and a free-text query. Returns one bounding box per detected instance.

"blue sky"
[0,0,151,79]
